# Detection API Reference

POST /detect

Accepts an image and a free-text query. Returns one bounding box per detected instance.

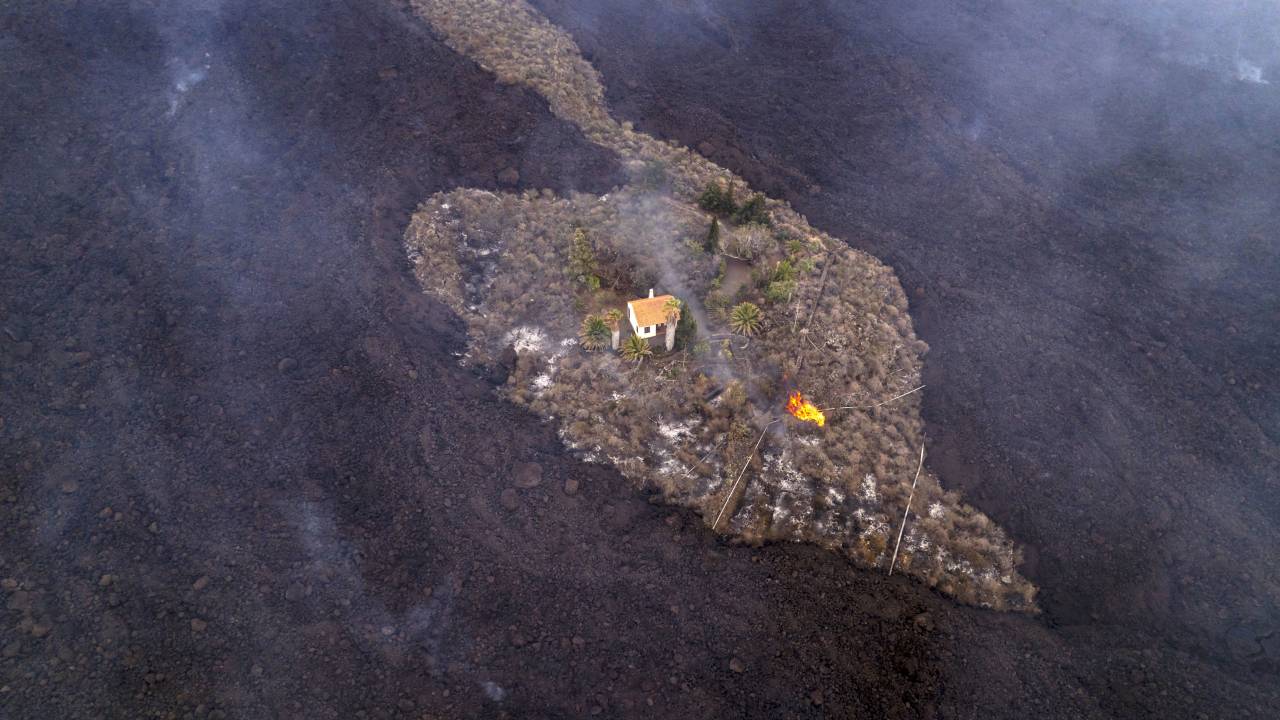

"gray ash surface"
[1,0,1277,718]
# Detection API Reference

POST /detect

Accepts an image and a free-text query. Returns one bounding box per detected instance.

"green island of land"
[404,0,1035,610]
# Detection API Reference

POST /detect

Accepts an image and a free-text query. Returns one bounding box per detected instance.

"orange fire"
[786,391,826,427]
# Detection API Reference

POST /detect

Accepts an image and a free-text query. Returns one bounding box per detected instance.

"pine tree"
[704,217,721,253]
[567,228,599,290]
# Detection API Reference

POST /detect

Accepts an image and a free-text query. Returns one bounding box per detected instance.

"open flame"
[786,391,826,427]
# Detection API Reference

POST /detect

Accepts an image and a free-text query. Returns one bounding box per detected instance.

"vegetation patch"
[405,0,1035,610]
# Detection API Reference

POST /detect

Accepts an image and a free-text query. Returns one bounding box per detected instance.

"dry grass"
[404,0,1036,611]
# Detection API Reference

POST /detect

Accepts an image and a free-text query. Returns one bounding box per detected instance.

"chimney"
[648,288,654,298]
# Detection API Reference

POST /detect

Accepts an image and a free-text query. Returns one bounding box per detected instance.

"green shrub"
[709,257,726,290]
[772,258,796,283]
[579,314,611,351]
[698,181,737,215]
[732,193,769,225]
[729,301,763,336]
[765,280,794,304]
[705,292,730,321]
[620,334,653,363]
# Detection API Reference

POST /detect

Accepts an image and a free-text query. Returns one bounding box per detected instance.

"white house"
[627,289,676,340]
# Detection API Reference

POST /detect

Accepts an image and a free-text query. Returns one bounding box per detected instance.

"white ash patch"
[824,483,846,505]
[506,326,547,354]
[859,474,878,503]
[764,451,810,497]
[853,507,889,538]
[557,426,609,465]
[656,452,688,479]
[657,421,695,443]
[942,551,976,575]
[532,373,553,391]
[928,502,945,520]
[759,451,816,535]
[904,528,931,553]
[560,337,578,348]
[556,426,582,448]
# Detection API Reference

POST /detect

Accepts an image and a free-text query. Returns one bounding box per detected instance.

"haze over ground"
[1,0,1277,717]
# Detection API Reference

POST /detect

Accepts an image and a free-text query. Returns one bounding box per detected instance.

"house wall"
[628,304,660,338]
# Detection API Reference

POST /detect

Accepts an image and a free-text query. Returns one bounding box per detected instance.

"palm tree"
[729,301,762,337]
[663,297,682,322]
[579,314,611,351]
[663,297,682,352]
[602,308,624,350]
[619,333,653,363]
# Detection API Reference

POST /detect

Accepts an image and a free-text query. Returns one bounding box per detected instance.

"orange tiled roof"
[628,294,677,327]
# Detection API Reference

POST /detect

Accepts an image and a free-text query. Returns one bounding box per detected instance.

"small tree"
[729,301,763,337]
[674,301,699,350]
[568,228,600,290]
[703,217,721,254]
[733,193,769,226]
[579,314,611,351]
[698,181,737,215]
[620,334,653,363]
